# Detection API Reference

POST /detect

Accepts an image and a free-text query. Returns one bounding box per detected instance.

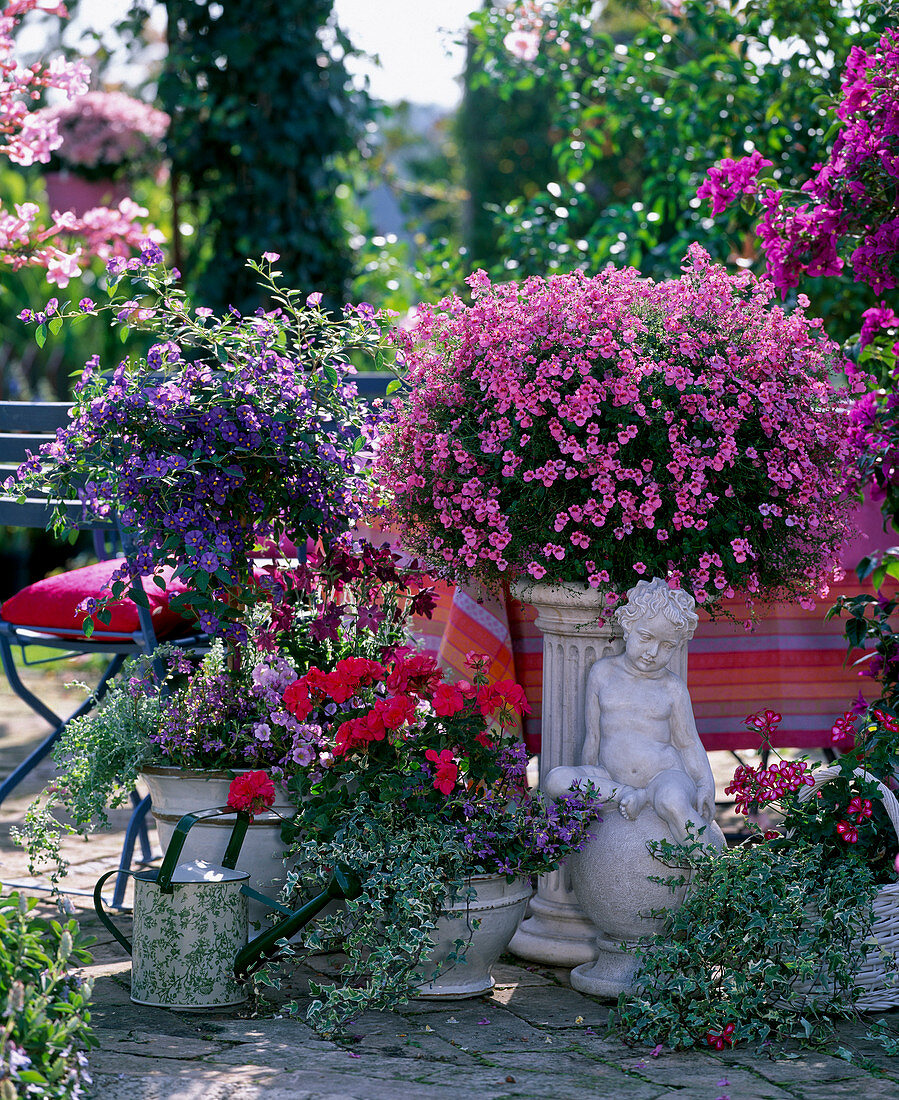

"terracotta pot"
[416,874,532,998]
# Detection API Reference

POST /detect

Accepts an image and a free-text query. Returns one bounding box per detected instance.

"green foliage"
[0,892,95,1099]
[617,836,878,1051]
[270,802,470,1036]
[15,652,165,884]
[158,0,366,314]
[467,0,889,343]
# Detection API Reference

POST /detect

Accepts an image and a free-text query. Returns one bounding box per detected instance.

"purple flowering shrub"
[9,252,391,641]
[374,243,864,613]
[698,28,898,298]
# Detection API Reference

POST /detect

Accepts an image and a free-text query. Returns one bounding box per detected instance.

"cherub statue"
[546,578,716,844]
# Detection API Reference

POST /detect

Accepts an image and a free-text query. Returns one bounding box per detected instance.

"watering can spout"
[234,864,362,980]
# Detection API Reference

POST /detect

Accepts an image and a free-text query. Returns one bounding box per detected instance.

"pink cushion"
[1,559,194,638]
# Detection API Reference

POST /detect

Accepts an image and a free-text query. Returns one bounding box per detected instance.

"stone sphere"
[566,808,688,943]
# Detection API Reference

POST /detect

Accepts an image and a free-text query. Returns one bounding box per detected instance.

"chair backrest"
[0,401,89,530]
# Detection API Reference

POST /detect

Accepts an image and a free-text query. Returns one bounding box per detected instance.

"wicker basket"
[796,765,899,1012]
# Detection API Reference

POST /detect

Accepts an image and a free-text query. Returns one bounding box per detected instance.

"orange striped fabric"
[406,495,894,756]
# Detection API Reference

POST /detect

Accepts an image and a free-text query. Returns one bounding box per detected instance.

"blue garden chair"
[0,400,204,904]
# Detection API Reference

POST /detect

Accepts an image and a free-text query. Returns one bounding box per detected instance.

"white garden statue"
[546,577,725,998]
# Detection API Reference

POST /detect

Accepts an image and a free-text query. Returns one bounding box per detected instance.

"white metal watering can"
[93,807,361,1010]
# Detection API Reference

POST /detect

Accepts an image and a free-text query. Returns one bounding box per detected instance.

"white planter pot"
[416,874,532,998]
[140,766,293,928]
[508,579,688,967]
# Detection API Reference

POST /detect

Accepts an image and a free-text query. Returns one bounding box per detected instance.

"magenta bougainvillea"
[698,27,899,298]
[374,244,865,611]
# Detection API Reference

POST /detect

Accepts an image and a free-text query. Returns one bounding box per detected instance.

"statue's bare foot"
[617,786,648,820]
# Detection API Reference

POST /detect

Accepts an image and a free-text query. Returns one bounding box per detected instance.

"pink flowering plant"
[725,707,899,883]
[270,650,602,1032]
[698,28,899,532]
[0,1,157,286]
[34,90,169,181]
[9,252,391,643]
[375,244,864,612]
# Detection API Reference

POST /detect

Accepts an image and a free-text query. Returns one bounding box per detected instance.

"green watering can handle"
[234,865,363,980]
[93,869,139,955]
[92,807,251,951]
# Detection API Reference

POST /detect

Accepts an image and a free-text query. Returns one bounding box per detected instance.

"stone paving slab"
[5,672,899,1099]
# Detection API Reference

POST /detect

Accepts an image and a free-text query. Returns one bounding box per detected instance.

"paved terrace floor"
[2,665,899,1100]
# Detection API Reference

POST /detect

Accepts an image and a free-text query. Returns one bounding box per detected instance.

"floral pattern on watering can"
[130,871,249,1008]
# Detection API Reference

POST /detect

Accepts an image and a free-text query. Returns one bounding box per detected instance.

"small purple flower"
[140,241,165,265]
[106,257,126,276]
[79,297,95,312]
[199,552,219,573]
[18,308,33,322]
[306,291,323,307]
[197,610,220,634]
[262,251,280,263]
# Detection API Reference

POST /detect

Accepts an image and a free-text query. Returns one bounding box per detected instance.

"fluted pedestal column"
[509,580,687,967]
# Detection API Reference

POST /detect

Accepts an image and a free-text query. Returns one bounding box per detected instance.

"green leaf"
[48,316,63,336]
[35,324,47,348]
[81,618,94,639]
[323,364,340,385]
[386,378,402,395]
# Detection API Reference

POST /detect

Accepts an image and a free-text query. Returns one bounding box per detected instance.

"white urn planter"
[140,765,293,927]
[416,874,532,998]
[508,579,688,967]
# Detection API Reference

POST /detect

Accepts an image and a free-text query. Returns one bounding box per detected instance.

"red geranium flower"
[283,679,311,720]
[425,748,459,795]
[836,820,859,843]
[432,682,466,717]
[847,796,873,822]
[227,770,276,819]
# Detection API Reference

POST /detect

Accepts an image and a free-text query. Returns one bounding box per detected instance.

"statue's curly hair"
[615,578,698,642]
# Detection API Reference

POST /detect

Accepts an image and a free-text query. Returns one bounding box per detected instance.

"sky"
[333,0,478,108]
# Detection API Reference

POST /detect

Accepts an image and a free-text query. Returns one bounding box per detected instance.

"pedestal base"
[569,937,639,999]
[509,897,599,967]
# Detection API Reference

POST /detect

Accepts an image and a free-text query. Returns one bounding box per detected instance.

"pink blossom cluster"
[699,28,899,296]
[374,243,864,608]
[0,196,161,286]
[0,2,89,168]
[724,759,815,816]
[34,90,169,175]
[0,2,156,283]
[695,151,773,216]
[502,2,546,62]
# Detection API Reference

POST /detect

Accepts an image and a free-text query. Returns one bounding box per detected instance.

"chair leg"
[111,793,152,909]
[0,646,125,808]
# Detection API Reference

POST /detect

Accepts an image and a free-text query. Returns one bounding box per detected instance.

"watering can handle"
[157,807,251,893]
[93,869,137,955]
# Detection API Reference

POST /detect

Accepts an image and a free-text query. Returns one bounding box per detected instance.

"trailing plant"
[17,536,436,877]
[374,244,864,611]
[616,835,878,1051]
[0,891,95,1100]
